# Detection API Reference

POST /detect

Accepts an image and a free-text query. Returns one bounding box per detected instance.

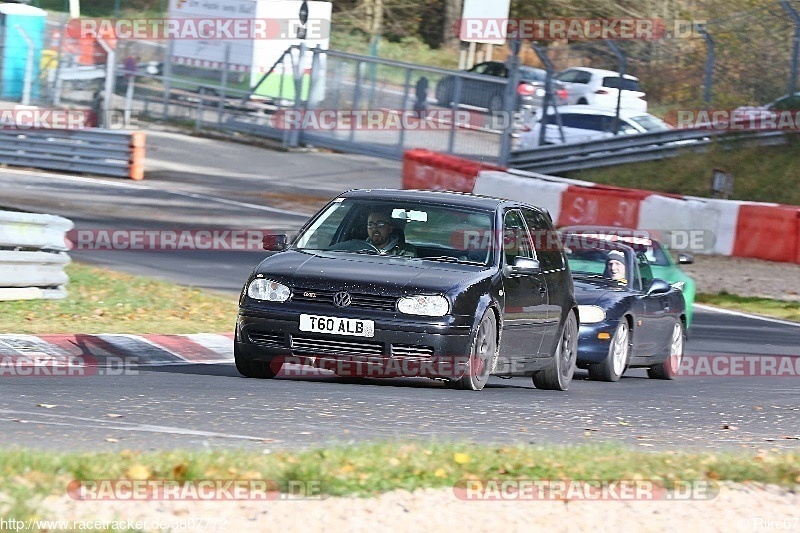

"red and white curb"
[0,333,235,367]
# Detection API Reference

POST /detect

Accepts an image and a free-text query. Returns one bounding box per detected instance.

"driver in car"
[367,210,417,257]
[603,250,627,284]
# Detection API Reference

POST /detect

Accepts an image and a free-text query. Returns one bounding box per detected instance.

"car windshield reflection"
[293,198,495,266]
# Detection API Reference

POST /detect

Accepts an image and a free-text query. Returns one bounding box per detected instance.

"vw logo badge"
[333,291,351,308]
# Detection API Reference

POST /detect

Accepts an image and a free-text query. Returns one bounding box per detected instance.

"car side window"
[636,252,654,291]
[521,208,563,271]
[486,62,507,77]
[470,63,489,75]
[555,70,576,82]
[503,210,535,265]
[561,114,604,131]
[573,71,593,84]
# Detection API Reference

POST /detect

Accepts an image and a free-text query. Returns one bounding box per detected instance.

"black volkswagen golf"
[235,189,578,391]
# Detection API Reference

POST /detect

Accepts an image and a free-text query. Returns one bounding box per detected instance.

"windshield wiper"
[421,255,485,266]
[572,273,607,279]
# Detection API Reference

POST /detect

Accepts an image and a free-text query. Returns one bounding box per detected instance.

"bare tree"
[443,0,463,49]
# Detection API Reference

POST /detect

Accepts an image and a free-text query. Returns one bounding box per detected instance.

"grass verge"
[0,262,238,334]
[566,134,800,205]
[697,292,800,322]
[0,443,797,515]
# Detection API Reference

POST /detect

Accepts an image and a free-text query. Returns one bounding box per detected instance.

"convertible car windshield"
[293,198,495,265]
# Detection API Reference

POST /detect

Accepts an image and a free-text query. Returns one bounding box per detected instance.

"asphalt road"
[0,141,798,453]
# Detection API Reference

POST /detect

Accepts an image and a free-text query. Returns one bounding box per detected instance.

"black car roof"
[338,188,544,212]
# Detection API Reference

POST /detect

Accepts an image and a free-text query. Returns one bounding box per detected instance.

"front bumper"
[576,319,619,364]
[236,306,474,379]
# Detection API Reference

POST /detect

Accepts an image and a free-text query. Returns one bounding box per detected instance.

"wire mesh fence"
[2,2,800,164]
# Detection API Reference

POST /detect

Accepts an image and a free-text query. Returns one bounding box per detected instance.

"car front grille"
[248,331,286,348]
[291,335,385,357]
[291,288,397,311]
[391,344,434,358]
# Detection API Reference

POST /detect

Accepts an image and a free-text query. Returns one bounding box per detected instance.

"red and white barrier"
[402,150,800,264]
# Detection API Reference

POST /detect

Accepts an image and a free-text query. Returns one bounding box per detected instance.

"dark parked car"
[435,61,568,113]
[563,236,686,382]
[236,189,579,391]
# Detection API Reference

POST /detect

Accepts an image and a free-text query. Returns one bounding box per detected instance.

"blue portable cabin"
[0,3,47,99]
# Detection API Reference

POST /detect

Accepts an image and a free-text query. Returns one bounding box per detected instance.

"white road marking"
[0,167,309,217]
[0,409,267,441]
[694,304,800,327]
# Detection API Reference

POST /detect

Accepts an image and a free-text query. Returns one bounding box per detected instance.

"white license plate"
[299,314,375,338]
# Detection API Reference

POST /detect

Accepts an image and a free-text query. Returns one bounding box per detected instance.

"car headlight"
[578,305,606,324]
[247,278,290,302]
[397,295,449,317]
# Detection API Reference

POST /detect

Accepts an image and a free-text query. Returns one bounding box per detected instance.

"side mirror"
[506,256,541,276]
[678,253,694,265]
[262,233,288,251]
[647,278,672,295]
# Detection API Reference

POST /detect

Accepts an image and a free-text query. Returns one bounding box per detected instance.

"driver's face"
[367,213,393,247]
[608,259,625,280]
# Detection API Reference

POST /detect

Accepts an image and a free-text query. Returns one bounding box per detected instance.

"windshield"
[565,246,630,284]
[628,115,670,132]
[293,198,495,266]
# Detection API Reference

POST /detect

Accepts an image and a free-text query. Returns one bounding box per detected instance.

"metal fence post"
[96,38,116,129]
[498,39,521,166]
[218,42,230,129]
[52,15,66,106]
[531,42,564,146]
[696,24,715,105]
[779,0,800,96]
[162,39,174,121]
[604,39,626,135]
[16,26,35,106]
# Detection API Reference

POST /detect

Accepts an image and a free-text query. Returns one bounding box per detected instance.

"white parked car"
[517,105,671,149]
[554,67,647,113]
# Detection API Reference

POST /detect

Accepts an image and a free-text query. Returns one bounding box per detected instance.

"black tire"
[647,320,685,380]
[588,320,630,382]
[455,310,497,391]
[577,98,589,105]
[234,344,280,379]
[533,312,577,391]
[435,80,453,106]
[488,94,504,113]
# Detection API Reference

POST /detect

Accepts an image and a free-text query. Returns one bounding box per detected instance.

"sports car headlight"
[397,295,449,317]
[247,278,290,302]
[578,305,606,324]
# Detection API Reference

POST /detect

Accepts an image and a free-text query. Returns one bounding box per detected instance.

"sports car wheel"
[455,310,497,391]
[647,320,685,380]
[234,344,280,379]
[533,312,577,391]
[588,320,630,382]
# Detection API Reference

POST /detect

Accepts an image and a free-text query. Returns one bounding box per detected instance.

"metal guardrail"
[509,128,788,174]
[0,129,144,179]
[0,210,73,300]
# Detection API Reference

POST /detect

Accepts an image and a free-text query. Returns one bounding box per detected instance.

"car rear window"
[602,77,642,92]
[519,67,546,82]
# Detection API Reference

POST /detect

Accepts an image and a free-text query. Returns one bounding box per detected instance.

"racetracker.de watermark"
[678,356,800,377]
[67,17,330,40]
[454,18,662,41]
[666,109,800,130]
[65,229,280,251]
[453,479,719,500]
[66,479,325,500]
[0,109,93,130]
[268,109,512,132]
[0,355,137,377]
